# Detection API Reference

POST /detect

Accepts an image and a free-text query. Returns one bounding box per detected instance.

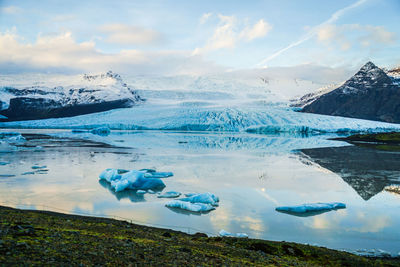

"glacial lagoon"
[0,129,399,256]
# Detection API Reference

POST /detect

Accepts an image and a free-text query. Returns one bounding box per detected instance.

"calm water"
[0,129,399,255]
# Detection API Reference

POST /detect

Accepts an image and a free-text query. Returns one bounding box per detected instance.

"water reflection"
[299,145,400,200]
[98,179,147,202]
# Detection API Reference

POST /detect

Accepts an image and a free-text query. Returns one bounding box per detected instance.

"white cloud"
[256,0,368,67]
[317,24,396,50]
[240,19,272,42]
[0,6,21,14]
[194,15,272,55]
[99,23,163,45]
[0,31,224,75]
[199,12,212,24]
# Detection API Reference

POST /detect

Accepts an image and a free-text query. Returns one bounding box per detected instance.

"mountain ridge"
[301,62,400,123]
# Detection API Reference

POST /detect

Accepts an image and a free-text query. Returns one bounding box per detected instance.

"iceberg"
[165,200,215,212]
[157,191,181,198]
[99,168,172,192]
[31,165,47,170]
[219,229,248,238]
[0,132,25,143]
[179,192,219,206]
[276,202,346,215]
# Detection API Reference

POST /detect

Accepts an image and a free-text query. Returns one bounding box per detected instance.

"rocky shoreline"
[1,205,399,266]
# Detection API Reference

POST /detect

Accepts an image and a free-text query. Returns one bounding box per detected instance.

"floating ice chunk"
[90,127,111,136]
[147,189,156,194]
[99,168,129,182]
[144,171,173,178]
[180,192,219,206]
[0,174,15,178]
[22,171,35,175]
[0,161,10,165]
[31,165,47,169]
[184,193,197,197]
[0,132,25,143]
[276,202,346,214]
[99,168,167,192]
[219,229,248,238]
[165,200,215,212]
[157,191,181,198]
[136,190,147,194]
[354,248,392,257]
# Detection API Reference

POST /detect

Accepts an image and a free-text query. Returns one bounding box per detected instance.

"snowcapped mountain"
[301,62,400,123]
[0,71,141,121]
[1,66,400,133]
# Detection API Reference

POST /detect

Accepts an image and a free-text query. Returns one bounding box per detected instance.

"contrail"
[256,0,368,67]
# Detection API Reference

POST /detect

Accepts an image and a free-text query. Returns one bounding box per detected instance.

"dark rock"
[1,97,135,121]
[301,62,400,123]
[192,232,208,238]
[162,232,172,238]
[282,244,304,257]
[247,242,277,254]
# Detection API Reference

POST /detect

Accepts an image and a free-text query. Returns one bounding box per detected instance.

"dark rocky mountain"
[299,145,400,200]
[301,62,400,123]
[0,71,142,121]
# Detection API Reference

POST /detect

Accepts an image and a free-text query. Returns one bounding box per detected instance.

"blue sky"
[0,0,399,75]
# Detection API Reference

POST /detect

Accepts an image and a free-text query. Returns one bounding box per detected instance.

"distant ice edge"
[1,106,400,135]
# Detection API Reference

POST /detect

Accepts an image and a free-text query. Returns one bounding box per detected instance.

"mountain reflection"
[298,145,400,200]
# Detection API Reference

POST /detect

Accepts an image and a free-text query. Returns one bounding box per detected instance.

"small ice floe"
[136,190,147,194]
[31,165,47,170]
[147,189,156,194]
[22,171,36,175]
[384,185,400,194]
[179,192,219,206]
[99,168,172,192]
[219,229,248,238]
[90,127,111,136]
[276,202,346,216]
[165,192,220,213]
[0,132,26,143]
[165,200,215,212]
[157,191,181,198]
[0,161,10,165]
[353,248,392,257]
[0,174,15,178]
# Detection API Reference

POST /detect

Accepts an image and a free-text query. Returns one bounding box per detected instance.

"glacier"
[1,102,400,134]
[1,72,400,134]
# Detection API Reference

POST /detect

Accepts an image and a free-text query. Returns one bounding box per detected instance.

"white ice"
[276,202,346,213]
[157,191,181,198]
[179,192,219,206]
[165,200,215,212]
[99,168,172,192]
[219,229,249,238]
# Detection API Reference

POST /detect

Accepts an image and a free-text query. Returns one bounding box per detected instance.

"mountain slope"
[0,71,142,121]
[301,62,400,123]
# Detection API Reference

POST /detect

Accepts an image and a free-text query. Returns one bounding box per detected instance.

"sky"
[0,0,399,76]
